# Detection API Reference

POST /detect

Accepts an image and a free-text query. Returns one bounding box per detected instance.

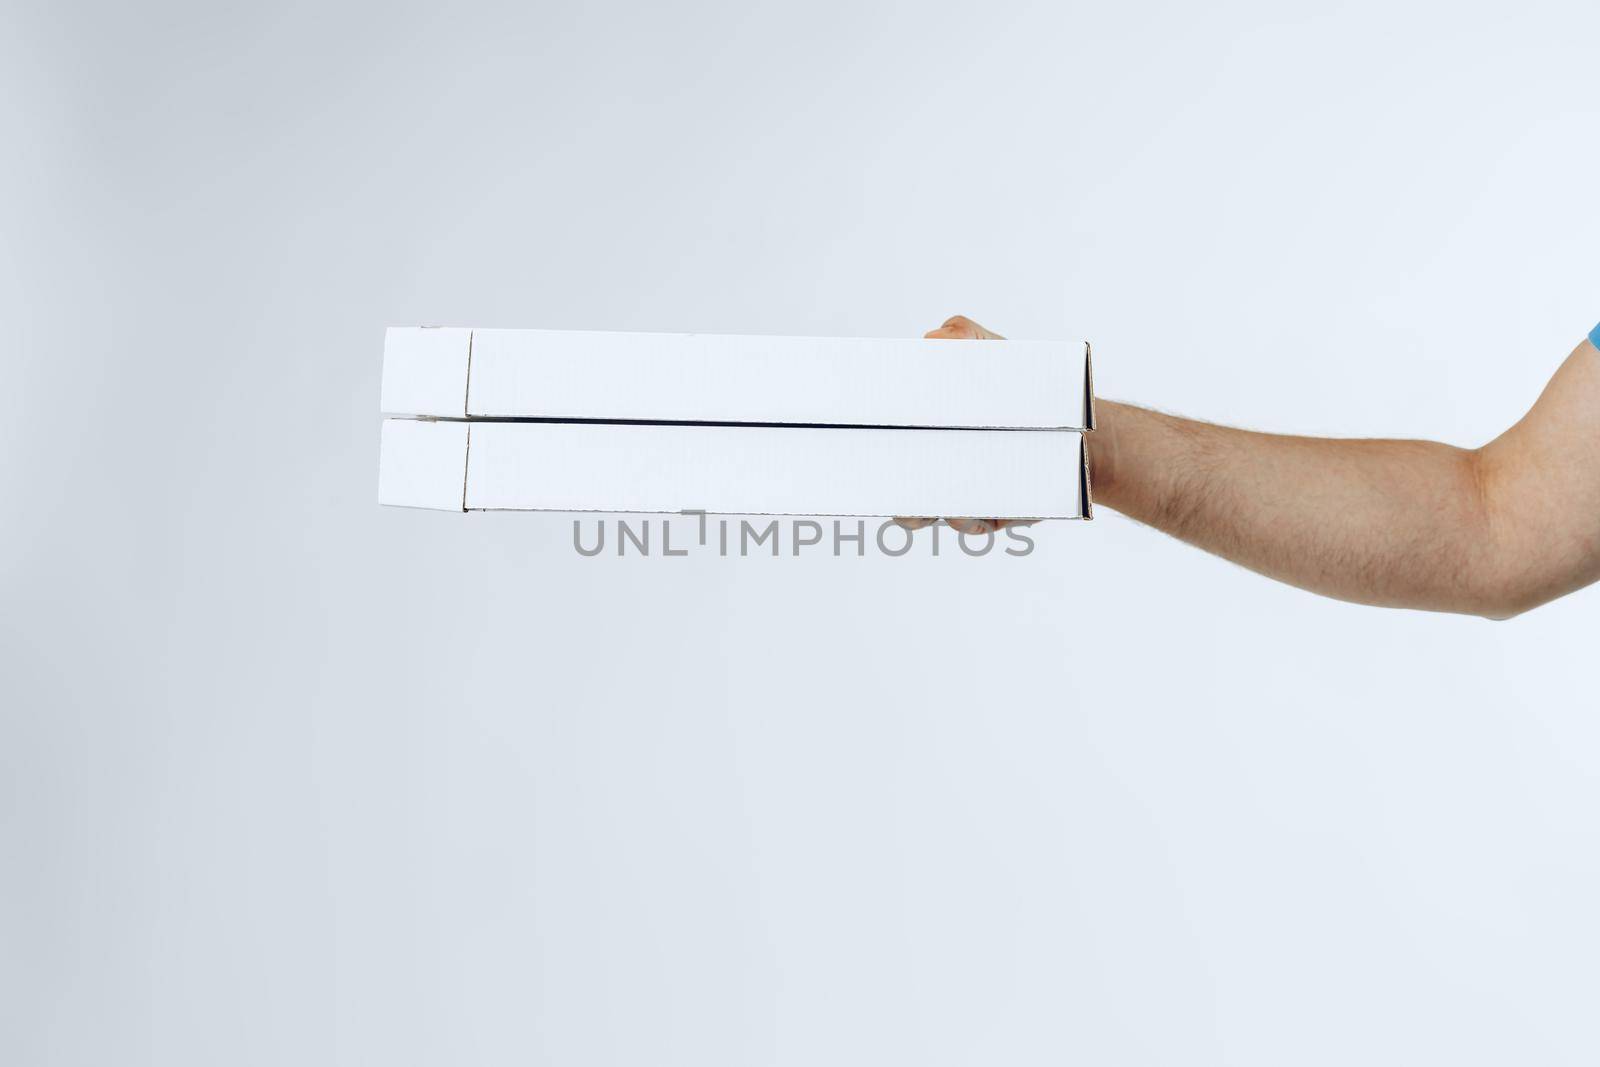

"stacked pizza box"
[378,327,1095,519]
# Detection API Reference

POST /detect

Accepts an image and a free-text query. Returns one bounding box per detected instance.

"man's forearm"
[1087,400,1507,615]
[925,316,1600,617]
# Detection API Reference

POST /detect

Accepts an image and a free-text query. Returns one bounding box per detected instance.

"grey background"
[4,1,1600,1064]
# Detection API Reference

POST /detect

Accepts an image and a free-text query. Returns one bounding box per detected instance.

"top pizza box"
[380,327,1095,430]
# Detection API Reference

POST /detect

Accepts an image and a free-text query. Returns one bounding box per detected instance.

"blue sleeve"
[1591,322,1600,349]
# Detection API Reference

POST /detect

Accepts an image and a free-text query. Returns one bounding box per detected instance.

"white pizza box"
[380,327,1095,430]
[378,419,1090,518]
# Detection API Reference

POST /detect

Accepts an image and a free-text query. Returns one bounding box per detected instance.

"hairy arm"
[925,316,1600,618]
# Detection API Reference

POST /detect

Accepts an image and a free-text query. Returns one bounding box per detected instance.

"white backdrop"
[4,1,1599,1064]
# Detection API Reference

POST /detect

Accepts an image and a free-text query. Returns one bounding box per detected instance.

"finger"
[949,518,1034,533]
[942,314,1002,338]
[893,516,937,530]
[924,315,1004,341]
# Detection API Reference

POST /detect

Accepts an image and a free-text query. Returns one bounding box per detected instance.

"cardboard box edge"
[379,327,473,418]
[378,417,470,512]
